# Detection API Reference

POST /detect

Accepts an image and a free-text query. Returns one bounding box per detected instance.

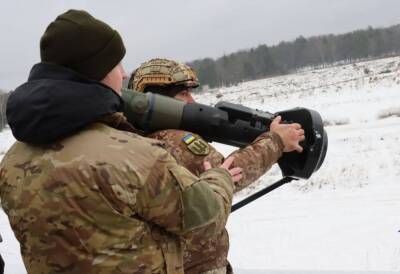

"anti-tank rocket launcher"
[121,88,328,211]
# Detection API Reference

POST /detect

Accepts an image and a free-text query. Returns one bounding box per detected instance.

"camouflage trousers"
[201,266,227,274]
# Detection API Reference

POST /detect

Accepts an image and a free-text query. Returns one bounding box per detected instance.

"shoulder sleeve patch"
[181,134,210,156]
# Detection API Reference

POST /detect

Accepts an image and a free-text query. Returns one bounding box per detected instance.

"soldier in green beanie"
[40,10,126,83]
[0,10,242,274]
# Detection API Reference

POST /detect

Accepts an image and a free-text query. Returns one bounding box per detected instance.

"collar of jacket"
[98,112,143,135]
[7,62,124,144]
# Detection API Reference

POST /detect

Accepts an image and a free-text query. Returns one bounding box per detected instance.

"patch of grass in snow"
[323,118,350,126]
[377,107,400,119]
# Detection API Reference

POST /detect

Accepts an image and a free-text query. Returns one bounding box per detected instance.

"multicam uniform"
[0,120,234,274]
[149,129,284,274]
[0,62,235,274]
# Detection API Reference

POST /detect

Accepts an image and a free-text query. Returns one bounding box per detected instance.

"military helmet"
[129,58,199,92]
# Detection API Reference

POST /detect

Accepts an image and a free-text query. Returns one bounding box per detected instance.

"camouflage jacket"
[149,129,284,274]
[0,121,234,274]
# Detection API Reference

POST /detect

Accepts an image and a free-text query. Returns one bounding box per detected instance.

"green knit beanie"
[40,9,126,81]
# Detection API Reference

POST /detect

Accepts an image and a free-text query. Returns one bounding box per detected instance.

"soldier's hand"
[270,116,305,153]
[204,156,243,182]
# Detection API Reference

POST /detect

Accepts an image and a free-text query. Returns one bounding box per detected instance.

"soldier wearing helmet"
[129,58,305,274]
[129,58,199,102]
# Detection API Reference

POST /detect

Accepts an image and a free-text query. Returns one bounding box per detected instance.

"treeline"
[0,91,9,131]
[189,24,400,88]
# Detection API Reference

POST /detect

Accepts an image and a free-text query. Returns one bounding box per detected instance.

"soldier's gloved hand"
[270,115,305,153]
[204,156,243,182]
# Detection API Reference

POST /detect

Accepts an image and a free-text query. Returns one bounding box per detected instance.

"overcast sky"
[1,0,400,90]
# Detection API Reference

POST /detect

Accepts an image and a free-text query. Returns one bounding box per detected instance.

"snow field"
[197,56,400,272]
[0,56,399,273]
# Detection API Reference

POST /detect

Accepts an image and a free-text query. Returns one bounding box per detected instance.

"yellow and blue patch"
[181,133,210,156]
[182,134,196,144]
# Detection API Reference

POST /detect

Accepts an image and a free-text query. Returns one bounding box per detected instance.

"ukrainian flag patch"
[182,134,195,144]
[181,133,210,155]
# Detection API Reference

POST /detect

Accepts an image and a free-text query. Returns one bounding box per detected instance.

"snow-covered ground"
[198,56,400,273]
[0,128,14,160]
[1,56,400,273]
